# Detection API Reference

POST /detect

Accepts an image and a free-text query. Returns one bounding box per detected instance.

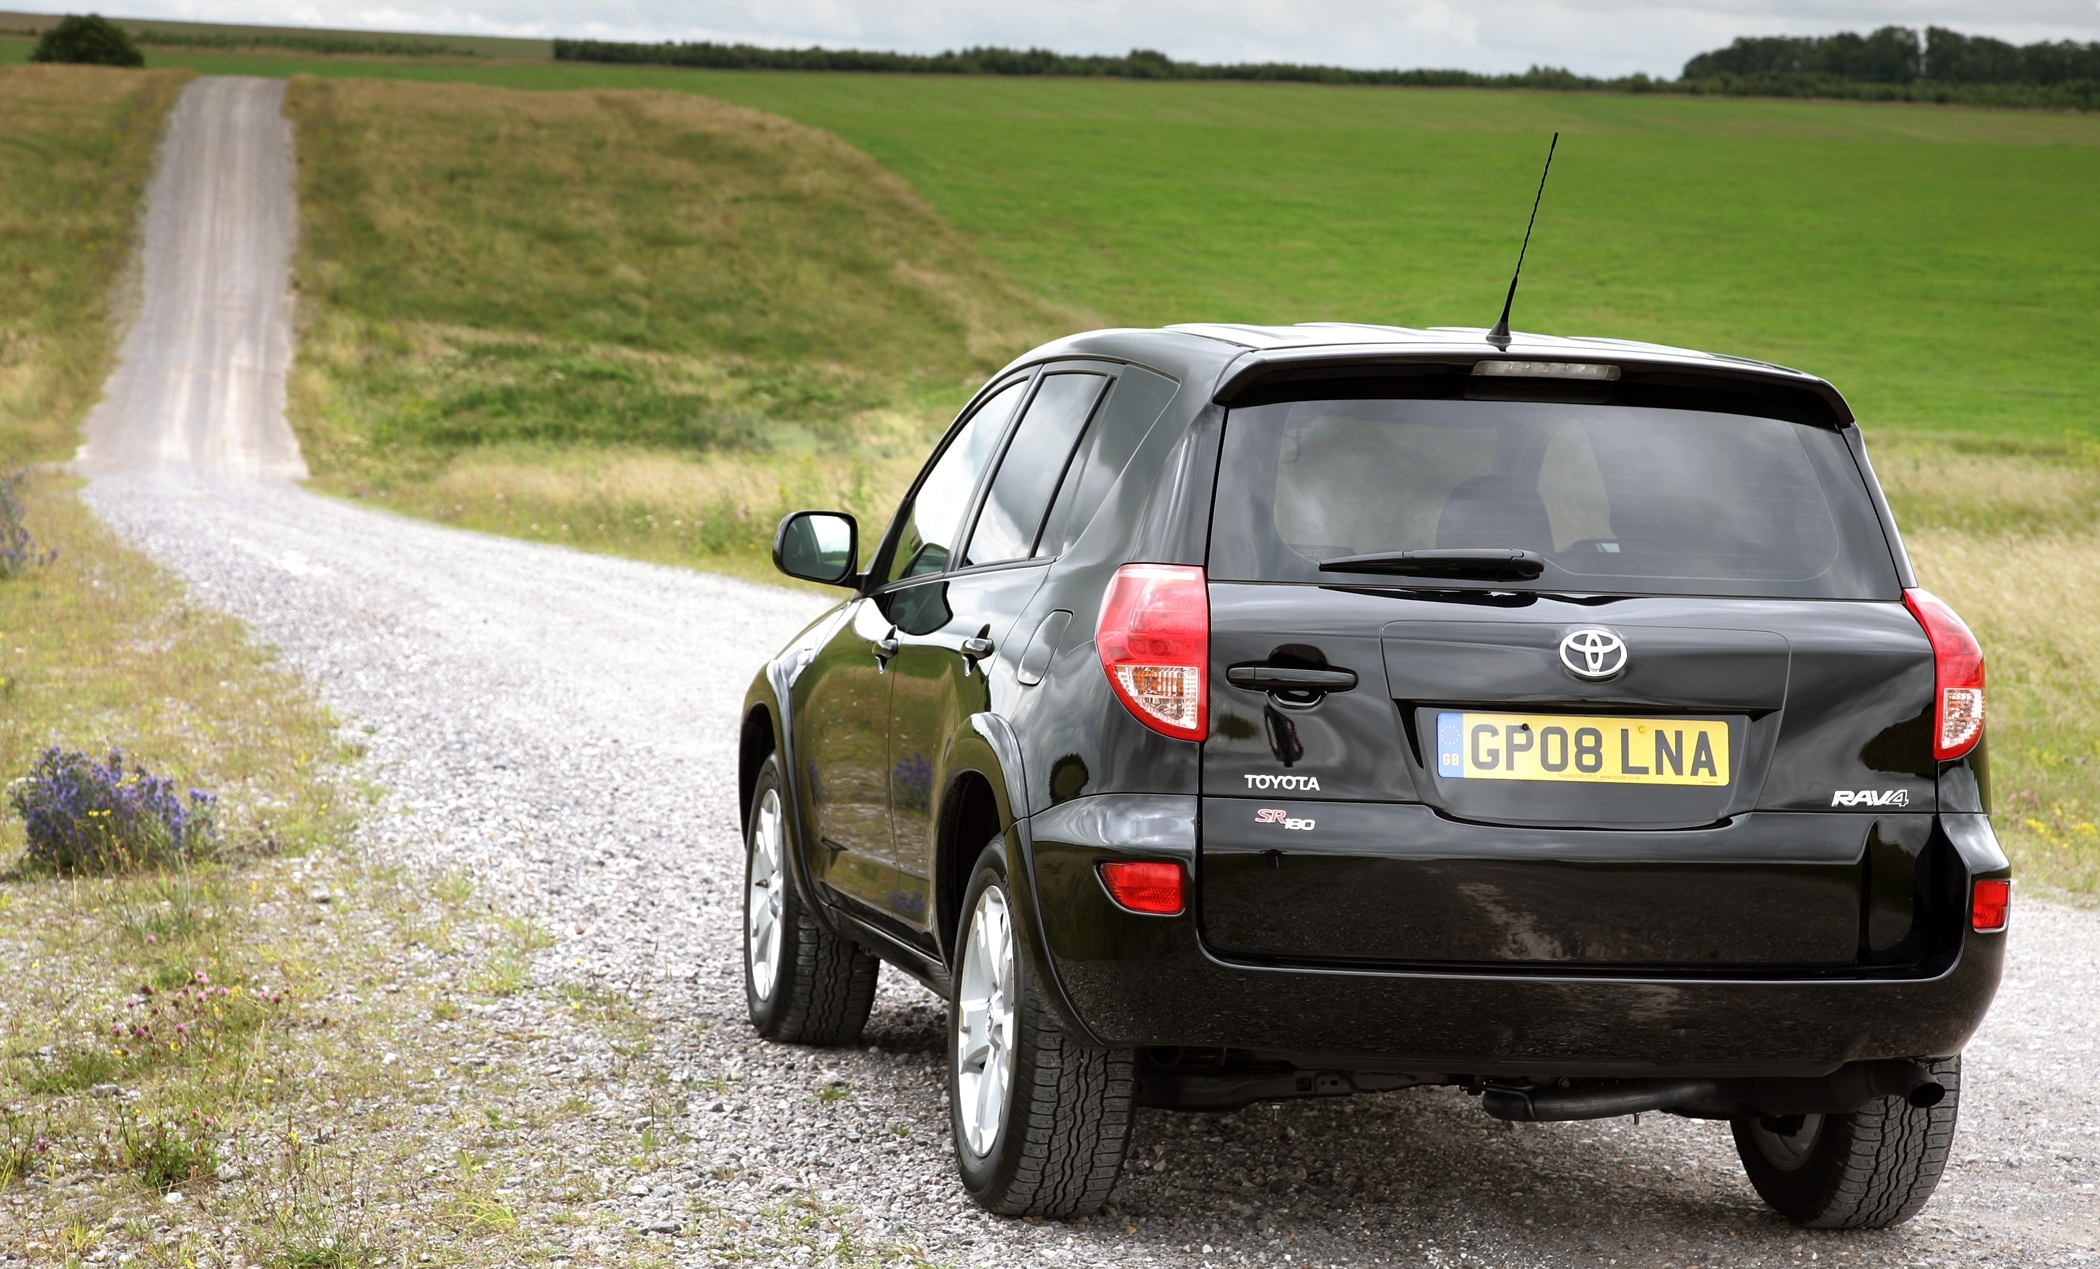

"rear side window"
[886,379,1025,583]
[1037,366,1179,558]
[964,372,1110,566]
[1210,398,1898,599]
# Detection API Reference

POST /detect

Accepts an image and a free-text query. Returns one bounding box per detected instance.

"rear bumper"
[1025,796,2008,1078]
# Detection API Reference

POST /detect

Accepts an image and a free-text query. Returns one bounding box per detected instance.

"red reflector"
[1096,563,1208,740]
[1903,588,1986,760]
[1098,860,1186,916]
[1971,878,2010,933]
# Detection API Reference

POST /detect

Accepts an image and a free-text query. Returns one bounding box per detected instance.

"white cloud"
[14,0,2100,77]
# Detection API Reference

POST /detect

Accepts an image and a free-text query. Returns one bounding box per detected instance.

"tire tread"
[1735,1056,1960,1230]
[745,758,879,1047]
[984,988,1135,1217]
[771,901,880,1046]
[952,841,1135,1219]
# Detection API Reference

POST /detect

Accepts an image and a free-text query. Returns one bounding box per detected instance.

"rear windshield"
[1209,399,1899,600]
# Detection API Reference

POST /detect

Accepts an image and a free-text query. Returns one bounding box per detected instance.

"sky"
[11,0,2100,77]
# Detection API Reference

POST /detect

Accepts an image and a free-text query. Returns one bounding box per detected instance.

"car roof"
[1003,322,1854,426]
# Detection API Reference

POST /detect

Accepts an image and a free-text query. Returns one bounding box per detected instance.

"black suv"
[739,324,2006,1230]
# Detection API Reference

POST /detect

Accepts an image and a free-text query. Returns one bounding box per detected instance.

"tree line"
[553,25,2100,110]
[1686,26,2100,86]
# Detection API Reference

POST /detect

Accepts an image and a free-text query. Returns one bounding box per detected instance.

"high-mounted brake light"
[1971,878,2010,933]
[1903,588,1986,760]
[1471,360,1621,382]
[1096,563,1208,739]
[1098,860,1186,916]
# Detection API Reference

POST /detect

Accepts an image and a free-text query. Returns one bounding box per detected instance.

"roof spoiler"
[1211,351,1855,429]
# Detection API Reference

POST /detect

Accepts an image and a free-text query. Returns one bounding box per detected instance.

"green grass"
[0,486,354,859]
[281,75,1075,579]
[18,42,2097,441]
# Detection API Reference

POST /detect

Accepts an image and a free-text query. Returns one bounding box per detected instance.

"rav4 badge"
[1832,789,1911,807]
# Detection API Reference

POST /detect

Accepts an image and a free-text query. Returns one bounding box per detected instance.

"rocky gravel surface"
[70,71,2100,1269]
[86,471,2100,1268]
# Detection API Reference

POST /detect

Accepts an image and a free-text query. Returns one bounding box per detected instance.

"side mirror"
[773,511,859,586]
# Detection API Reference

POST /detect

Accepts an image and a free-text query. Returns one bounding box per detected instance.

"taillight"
[1903,588,1985,760]
[1098,860,1186,915]
[1971,878,2010,933]
[1096,563,1208,739]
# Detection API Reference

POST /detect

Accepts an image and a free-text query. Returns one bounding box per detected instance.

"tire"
[743,755,879,1046]
[949,839,1136,1218]
[1731,1055,1961,1229]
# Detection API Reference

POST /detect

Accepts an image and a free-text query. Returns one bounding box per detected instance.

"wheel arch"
[943,712,1105,1046]
[739,701,777,835]
[936,767,1004,967]
[740,666,853,943]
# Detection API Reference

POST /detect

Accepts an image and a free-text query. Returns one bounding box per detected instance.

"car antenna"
[1486,131,1559,352]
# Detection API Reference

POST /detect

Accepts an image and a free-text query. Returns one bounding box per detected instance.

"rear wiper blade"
[1317,548,1545,581]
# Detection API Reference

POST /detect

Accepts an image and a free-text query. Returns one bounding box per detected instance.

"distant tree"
[1683,26,1921,82]
[29,14,145,68]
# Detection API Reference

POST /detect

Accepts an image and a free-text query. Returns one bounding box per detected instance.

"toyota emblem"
[1559,628,1628,680]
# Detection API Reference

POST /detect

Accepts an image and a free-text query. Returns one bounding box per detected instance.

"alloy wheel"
[746,787,786,1003]
[1750,1113,1825,1172]
[955,885,1017,1158]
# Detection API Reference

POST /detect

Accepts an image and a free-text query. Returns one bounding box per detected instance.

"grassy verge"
[1874,435,2100,896]
[0,488,935,1264]
[284,76,1081,579]
[0,65,190,466]
[1,489,352,859]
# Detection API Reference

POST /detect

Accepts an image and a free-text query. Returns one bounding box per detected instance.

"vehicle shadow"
[855,986,1924,1267]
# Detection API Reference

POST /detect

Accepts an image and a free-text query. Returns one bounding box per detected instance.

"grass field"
[8,38,2095,440]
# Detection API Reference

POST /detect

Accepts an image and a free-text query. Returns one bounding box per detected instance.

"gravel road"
[79,76,2100,1267]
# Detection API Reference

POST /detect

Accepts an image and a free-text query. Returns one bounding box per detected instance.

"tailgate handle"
[1227,665,1358,693]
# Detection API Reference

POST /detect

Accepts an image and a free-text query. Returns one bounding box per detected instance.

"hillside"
[283,77,1083,570]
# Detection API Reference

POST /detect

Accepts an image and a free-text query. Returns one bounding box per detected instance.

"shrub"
[6,749,216,874]
[113,1116,215,1190]
[28,14,145,68]
[0,472,57,580]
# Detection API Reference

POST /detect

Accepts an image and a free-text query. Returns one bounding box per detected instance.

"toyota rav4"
[739,323,2006,1230]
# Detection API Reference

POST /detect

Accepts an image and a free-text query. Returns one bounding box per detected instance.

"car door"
[802,375,1030,932]
[796,598,904,912]
[883,370,1115,941]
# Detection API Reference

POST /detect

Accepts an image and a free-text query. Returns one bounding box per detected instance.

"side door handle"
[1226,665,1358,692]
[960,636,995,661]
[874,628,900,670]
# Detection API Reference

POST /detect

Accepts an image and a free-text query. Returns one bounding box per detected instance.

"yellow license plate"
[1435,712,1730,786]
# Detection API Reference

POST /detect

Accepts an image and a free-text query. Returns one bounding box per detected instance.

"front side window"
[886,379,1026,584]
[1210,398,1898,599]
[963,372,1110,567]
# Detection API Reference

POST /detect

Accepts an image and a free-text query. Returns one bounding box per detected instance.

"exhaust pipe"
[1479,1060,1946,1123]
[1483,1080,1718,1123]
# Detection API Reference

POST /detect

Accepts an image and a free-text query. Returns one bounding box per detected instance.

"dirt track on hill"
[76,75,2100,1267]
